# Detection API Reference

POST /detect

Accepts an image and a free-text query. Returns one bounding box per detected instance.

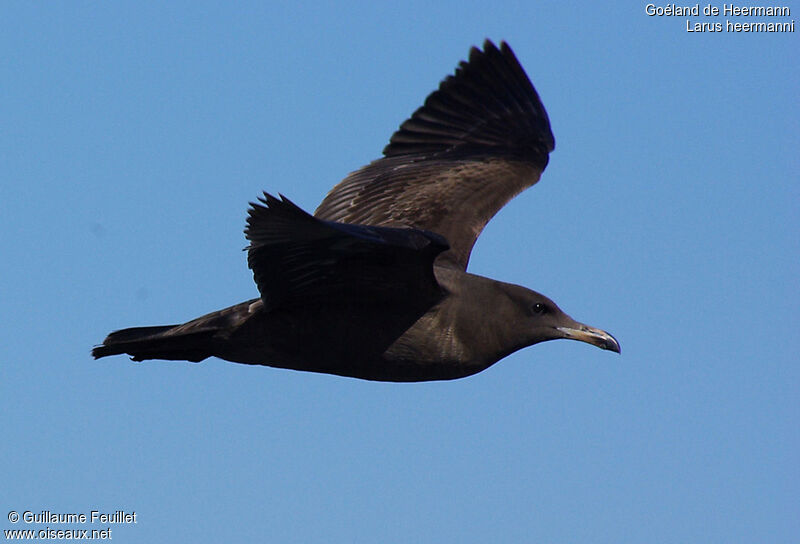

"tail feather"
[92,325,217,362]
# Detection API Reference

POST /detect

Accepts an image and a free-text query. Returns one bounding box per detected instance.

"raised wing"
[314,40,554,270]
[245,193,448,311]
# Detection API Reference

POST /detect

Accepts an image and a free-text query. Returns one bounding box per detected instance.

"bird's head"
[499,283,620,355]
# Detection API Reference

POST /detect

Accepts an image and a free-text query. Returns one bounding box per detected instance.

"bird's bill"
[556,324,621,353]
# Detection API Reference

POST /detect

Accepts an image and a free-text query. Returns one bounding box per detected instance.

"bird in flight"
[93,40,620,381]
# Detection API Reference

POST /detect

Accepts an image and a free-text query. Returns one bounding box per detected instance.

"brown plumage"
[92,40,619,382]
[315,41,553,270]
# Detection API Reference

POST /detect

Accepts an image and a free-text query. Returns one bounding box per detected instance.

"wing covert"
[314,40,554,270]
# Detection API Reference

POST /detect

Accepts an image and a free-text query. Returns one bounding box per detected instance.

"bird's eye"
[531,302,547,315]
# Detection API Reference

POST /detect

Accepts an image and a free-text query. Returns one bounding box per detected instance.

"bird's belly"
[215,302,490,382]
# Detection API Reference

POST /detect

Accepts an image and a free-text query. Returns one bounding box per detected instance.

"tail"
[93,299,260,363]
[92,325,218,362]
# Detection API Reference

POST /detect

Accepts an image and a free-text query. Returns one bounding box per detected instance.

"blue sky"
[3,2,798,542]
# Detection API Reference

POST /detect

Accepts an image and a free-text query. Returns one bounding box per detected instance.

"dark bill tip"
[556,325,621,354]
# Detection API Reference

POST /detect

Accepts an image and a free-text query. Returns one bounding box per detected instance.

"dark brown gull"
[93,40,619,381]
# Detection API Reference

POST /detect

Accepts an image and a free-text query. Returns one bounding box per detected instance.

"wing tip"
[382,39,554,162]
[245,192,316,245]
